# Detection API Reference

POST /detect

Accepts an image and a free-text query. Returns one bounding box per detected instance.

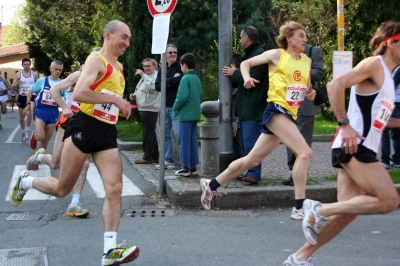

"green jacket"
[232,41,269,120]
[173,71,203,121]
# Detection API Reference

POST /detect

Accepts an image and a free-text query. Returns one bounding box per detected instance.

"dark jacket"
[155,61,184,107]
[231,41,268,120]
[299,44,325,116]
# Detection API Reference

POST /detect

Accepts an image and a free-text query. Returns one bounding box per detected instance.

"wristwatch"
[338,118,349,126]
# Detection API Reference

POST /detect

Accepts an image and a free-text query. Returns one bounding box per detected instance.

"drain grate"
[6,214,43,221]
[201,210,258,218]
[123,208,174,218]
[0,247,48,266]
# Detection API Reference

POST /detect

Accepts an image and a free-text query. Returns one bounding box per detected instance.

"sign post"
[147,0,178,195]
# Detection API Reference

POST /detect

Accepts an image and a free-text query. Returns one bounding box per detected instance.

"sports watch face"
[338,118,349,126]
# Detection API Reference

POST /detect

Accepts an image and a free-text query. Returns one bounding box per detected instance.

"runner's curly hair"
[276,21,305,50]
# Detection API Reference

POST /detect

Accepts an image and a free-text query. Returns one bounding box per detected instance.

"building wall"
[0,53,27,80]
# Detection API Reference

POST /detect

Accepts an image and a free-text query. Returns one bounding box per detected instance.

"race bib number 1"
[373,97,394,132]
[286,84,307,107]
[92,89,121,124]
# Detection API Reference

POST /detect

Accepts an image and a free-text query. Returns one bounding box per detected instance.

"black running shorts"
[63,111,117,154]
[332,144,378,168]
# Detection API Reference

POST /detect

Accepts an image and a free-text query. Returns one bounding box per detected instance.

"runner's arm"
[327,57,379,154]
[50,71,81,117]
[241,49,279,89]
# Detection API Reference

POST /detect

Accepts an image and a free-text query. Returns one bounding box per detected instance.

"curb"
[166,178,400,209]
[165,178,338,209]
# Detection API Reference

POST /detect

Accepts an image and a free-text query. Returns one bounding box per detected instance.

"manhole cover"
[0,247,48,266]
[6,214,43,221]
[201,210,258,218]
[123,208,174,217]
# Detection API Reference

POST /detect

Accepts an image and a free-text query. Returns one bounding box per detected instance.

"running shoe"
[21,129,26,142]
[102,242,140,266]
[25,128,30,142]
[175,168,190,177]
[66,203,90,217]
[302,199,328,245]
[190,167,198,176]
[283,254,314,266]
[30,131,37,150]
[10,172,29,207]
[381,162,391,169]
[290,207,304,220]
[26,148,45,170]
[199,178,217,210]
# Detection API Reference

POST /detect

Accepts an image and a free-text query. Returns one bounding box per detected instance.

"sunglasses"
[168,51,177,54]
[242,26,249,35]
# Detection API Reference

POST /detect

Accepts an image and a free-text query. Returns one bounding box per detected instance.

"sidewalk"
[120,135,338,208]
[119,136,400,209]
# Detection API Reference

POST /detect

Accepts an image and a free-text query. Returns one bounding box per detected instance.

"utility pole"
[218,0,233,173]
[337,0,344,51]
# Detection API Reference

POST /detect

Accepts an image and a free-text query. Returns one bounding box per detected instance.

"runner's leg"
[31,137,87,196]
[293,168,361,261]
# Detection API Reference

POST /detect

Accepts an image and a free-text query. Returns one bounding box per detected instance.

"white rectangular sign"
[151,14,171,54]
[333,51,353,79]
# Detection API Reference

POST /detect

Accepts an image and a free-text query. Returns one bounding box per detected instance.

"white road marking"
[5,125,21,143]
[6,165,56,201]
[81,163,144,198]
[6,163,144,202]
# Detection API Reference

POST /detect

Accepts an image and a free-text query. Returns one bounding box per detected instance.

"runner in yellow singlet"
[10,20,140,265]
[199,21,316,221]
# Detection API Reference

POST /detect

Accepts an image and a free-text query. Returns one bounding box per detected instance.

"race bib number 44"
[286,84,307,107]
[373,97,394,132]
[92,89,121,124]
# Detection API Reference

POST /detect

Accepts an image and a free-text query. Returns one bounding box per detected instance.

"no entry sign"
[147,0,178,17]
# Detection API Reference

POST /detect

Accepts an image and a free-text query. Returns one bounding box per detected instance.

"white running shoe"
[283,253,314,266]
[199,178,217,210]
[302,199,328,245]
[26,148,46,170]
[25,128,30,142]
[290,207,304,220]
[21,129,26,142]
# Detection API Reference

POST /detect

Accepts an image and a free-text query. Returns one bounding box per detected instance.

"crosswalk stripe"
[6,165,56,201]
[6,163,144,202]
[86,163,144,197]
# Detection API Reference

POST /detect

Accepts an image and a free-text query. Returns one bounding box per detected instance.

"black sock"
[295,199,305,210]
[209,179,221,190]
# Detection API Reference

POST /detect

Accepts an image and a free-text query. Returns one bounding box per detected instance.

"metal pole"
[159,51,167,195]
[218,0,233,173]
[337,0,345,51]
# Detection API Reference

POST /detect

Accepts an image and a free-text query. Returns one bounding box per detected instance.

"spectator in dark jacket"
[222,26,269,184]
[155,44,183,169]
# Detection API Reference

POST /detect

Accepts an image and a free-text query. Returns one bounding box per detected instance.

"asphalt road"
[0,107,399,266]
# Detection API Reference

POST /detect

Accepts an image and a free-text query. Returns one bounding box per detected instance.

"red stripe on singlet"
[89,63,114,91]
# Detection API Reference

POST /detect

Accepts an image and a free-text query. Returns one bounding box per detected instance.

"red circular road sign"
[147,0,178,17]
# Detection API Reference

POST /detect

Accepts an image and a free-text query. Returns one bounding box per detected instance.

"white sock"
[71,194,80,206]
[37,154,44,163]
[104,232,117,254]
[21,176,35,189]
[292,254,307,264]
